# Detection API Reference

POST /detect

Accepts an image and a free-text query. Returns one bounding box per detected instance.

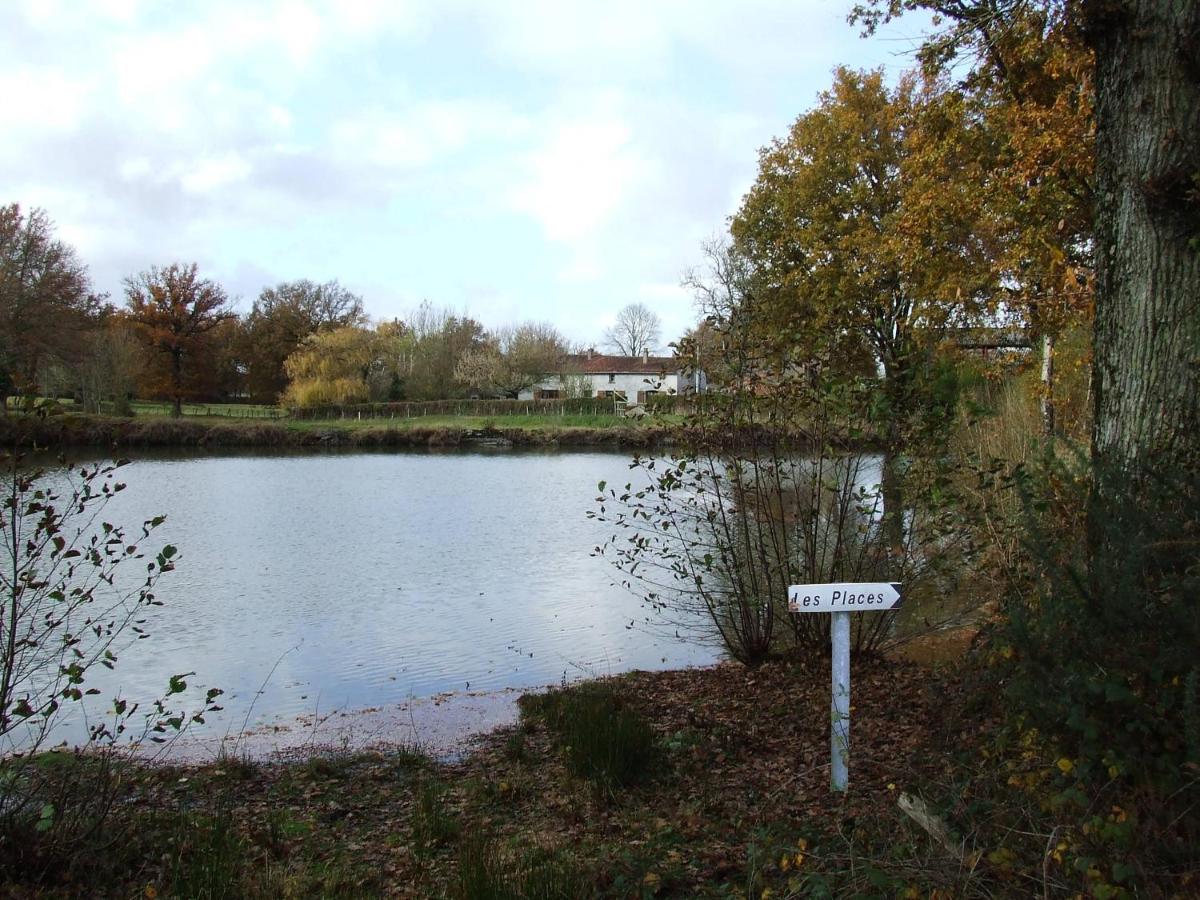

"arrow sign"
[784,581,903,794]
[787,582,902,614]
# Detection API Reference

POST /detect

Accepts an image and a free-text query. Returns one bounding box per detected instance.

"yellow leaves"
[987,846,1017,870]
[143,886,158,899]
[779,838,807,872]
[1051,840,1069,864]
[642,871,661,894]
[1056,757,1075,775]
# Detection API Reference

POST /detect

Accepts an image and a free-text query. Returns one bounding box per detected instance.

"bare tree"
[604,302,662,357]
[454,322,568,398]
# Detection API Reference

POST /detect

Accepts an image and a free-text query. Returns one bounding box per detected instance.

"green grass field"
[128,400,287,418]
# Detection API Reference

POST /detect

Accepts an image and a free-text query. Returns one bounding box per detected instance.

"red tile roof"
[565,353,679,374]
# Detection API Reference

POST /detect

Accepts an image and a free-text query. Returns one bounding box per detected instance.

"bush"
[592,432,962,664]
[988,453,1200,890]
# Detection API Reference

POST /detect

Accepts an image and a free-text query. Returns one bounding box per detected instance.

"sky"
[2,0,932,350]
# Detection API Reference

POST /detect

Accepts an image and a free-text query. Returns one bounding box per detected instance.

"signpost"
[787,582,903,792]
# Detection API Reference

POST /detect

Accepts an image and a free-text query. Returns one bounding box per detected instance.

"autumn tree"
[0,204,98,406]
[282,324,413,408]
[241,279,365,402]
[604,303,662,357]
[855,3,1096,435]
[849,6,1200,878]
[852,0,1198,495]
[124,263,234,417]
[731,67,1000,545]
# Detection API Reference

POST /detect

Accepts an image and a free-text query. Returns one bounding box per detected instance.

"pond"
[20,449,726,755]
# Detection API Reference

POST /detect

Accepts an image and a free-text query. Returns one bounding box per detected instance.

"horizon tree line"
[0,202,671,415]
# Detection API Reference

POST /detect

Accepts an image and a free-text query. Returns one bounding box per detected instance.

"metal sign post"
[787,582,903,792]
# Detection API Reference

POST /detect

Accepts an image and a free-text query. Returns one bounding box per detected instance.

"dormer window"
[608,373,615,383]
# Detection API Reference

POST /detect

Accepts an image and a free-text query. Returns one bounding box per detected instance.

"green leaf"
[35,803,55,832]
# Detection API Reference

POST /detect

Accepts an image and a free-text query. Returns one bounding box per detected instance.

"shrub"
[592,441,960,664]
[0,454,221,881]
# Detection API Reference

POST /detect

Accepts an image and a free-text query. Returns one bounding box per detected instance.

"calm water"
[37,450,722,746]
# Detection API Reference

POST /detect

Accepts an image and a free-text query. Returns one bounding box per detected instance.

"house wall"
[519,371,689,404]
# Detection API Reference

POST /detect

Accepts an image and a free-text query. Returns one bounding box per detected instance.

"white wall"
[518,370,700,403]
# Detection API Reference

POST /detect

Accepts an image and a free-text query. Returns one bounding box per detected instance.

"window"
[607,373,615,383]
[540,389,560,399]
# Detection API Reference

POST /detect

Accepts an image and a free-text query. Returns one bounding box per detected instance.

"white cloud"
[510,112,651,243]
[331,99,524,171]
[0,0,935,341]
[177,153,253,194]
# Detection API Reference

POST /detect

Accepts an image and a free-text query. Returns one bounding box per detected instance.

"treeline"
[0,206,596,416]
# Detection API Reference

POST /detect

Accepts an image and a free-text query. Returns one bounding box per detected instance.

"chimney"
[587,347,594,360]
[642,349,649,364]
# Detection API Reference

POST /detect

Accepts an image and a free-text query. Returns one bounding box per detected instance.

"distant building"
[518,349,706,406]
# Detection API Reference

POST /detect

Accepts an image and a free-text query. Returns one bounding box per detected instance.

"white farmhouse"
[518,349,706,406]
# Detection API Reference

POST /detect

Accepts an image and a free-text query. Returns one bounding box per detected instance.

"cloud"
[0,0,934,346]
[509,110,651,243]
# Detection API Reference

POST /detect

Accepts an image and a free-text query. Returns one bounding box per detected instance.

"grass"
[412,776,462,853]
[456,835,587,900]
[520,682,658,792]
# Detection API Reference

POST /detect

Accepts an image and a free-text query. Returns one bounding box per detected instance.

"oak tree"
[730,67,1007,549]
[124,263,234,417]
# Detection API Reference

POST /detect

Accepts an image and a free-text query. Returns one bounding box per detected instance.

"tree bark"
[1087,0,1200,480]
[1040,333,1055,437]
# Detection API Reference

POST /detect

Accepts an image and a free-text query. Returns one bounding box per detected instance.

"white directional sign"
[785,581,903,793]
[787,582,902,614]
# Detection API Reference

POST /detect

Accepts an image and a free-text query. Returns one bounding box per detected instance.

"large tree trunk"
[1087,0,1200,481]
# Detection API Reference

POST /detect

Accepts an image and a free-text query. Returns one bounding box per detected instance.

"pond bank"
[0,413,676,452]
[5,654,970,898]
[0,413,880,455]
